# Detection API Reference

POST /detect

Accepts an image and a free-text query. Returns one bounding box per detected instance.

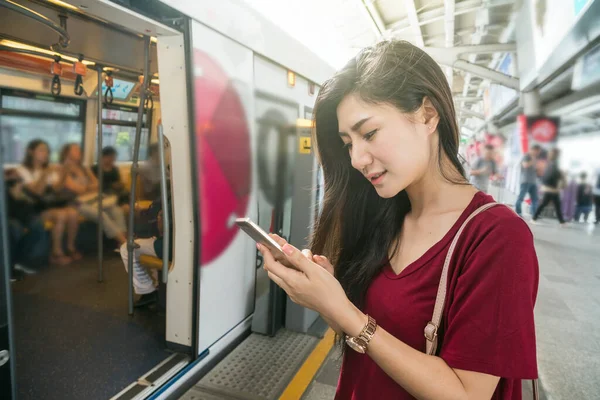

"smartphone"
[235,217,286,258]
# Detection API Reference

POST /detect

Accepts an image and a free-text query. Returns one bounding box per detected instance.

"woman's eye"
[342,142,352,150]
[364,129,378,140]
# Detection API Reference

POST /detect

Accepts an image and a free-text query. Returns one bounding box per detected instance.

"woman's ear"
[421,96,440,134]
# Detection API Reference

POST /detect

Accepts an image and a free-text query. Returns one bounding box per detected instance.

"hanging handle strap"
[424,201,538,400]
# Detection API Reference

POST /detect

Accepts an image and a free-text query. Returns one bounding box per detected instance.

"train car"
[0,0,335,399]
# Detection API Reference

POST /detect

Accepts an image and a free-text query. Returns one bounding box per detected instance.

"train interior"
[0,1,191,398]
[1,0,329,399]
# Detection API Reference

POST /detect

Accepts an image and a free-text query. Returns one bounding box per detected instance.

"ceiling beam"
[388,0,514,33]
[423,44,520,89]
[403,0,424,47]
[459,108,485,120]
[454,96,482,103]
[356,0,386,37]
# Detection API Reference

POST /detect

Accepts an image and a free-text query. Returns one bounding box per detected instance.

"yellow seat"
[139,254,173,271]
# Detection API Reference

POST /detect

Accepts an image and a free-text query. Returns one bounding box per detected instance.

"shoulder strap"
[423,201,539,400]
[424,202,499,355]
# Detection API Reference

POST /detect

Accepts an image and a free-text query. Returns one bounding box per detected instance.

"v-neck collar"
[383,191,487,280]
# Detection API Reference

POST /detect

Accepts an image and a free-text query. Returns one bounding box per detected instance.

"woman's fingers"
[313,255,334,276]
[269,233,287,246]
[301,249,314,260]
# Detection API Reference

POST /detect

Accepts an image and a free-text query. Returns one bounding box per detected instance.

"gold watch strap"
[347,315,377,352]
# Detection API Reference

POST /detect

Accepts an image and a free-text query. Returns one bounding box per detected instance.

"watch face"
[346,338,366,354]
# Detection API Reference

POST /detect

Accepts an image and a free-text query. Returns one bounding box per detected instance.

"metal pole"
[157,124,169,283]
[127,35,151,315]
[96,67,104,282]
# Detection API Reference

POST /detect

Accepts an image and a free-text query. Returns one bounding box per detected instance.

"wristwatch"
[345,315,377,354]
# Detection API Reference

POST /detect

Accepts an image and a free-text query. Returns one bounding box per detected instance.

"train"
[0,0,334,398]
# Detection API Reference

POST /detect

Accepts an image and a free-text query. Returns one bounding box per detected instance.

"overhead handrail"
[104,71,114,105]
[156,124,170,284]
[50,56,62,96]
[73,55,86,96]
[0,0,70,49]
[0,39,149,82]
[126,35,151,316]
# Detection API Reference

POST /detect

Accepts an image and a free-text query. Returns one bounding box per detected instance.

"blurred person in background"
[16,139,80,265]
[91,146,129,205]
[469,144,497,193]
[60,143,128,246]
[574,172,593,223]
[5,168,48,279]
[515,144,541,217]
[120,194,172,308]
[532,148,565,226]
[138,143,162,200]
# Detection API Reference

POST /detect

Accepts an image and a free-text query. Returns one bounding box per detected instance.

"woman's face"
[67,145,82,163]
[336,93,433,198]
[31,144,49,165]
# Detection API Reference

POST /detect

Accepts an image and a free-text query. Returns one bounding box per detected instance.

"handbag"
[22,187,75,211]
[423,202,539,400]
[76,192,118,209]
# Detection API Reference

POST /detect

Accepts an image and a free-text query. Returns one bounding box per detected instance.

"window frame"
[0,87,87,164]
[101,103,152,162]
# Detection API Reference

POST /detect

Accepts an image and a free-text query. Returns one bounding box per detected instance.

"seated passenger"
[15,140,80,265]
[91,146,129,205]
[119,195,172,308]
[138,143,162,200]
[59,143,127,246]
[5,168,49,278]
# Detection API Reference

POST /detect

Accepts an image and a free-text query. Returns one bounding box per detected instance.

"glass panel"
[2,95,81,117]
[102,108,147,124]
[100,78,136,101]
[99,125,149,161]
[0,116,83,163]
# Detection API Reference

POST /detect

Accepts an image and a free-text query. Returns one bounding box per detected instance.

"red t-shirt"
[336,192,539,399]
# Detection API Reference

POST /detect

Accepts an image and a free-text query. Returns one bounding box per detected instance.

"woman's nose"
[350,143,373,172]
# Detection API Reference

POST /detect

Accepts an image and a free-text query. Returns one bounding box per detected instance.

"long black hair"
[310,40,466,314]
[22,139,50,170]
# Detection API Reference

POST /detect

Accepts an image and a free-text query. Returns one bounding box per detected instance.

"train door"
[252,92,299,335]
[0,162,16,400]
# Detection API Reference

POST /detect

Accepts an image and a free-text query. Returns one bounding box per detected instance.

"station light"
[287,70,296,87]
[0,39,95,66]
[296,118,313,128]
[46,0,79,11]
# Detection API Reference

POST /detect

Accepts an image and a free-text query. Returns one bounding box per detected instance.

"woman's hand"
[257,239,363,335]
[268,234,334,276]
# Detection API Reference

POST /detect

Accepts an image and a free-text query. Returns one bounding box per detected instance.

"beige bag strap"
[423,201,539,400]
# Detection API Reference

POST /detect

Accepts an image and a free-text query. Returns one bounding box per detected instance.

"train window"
[0,89,85,163]
[98,104,151,162]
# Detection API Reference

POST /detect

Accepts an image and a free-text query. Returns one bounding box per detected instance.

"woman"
[60,143,127,245]
[532,148,565,226]
[16,139,80,265]
[257,41,539,399]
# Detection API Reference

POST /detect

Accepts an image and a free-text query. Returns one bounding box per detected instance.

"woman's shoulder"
[466,198,533,245]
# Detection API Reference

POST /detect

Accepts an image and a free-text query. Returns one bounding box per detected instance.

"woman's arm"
[338,304,499,400]
[258,241,519,400]
[85,167,99,191]
[62,168,88,195]
[22,169,49,196]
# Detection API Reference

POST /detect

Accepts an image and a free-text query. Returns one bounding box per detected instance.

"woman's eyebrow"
[339,117,372,135]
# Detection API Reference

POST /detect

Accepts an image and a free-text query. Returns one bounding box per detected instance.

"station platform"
[181,219,599,400]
